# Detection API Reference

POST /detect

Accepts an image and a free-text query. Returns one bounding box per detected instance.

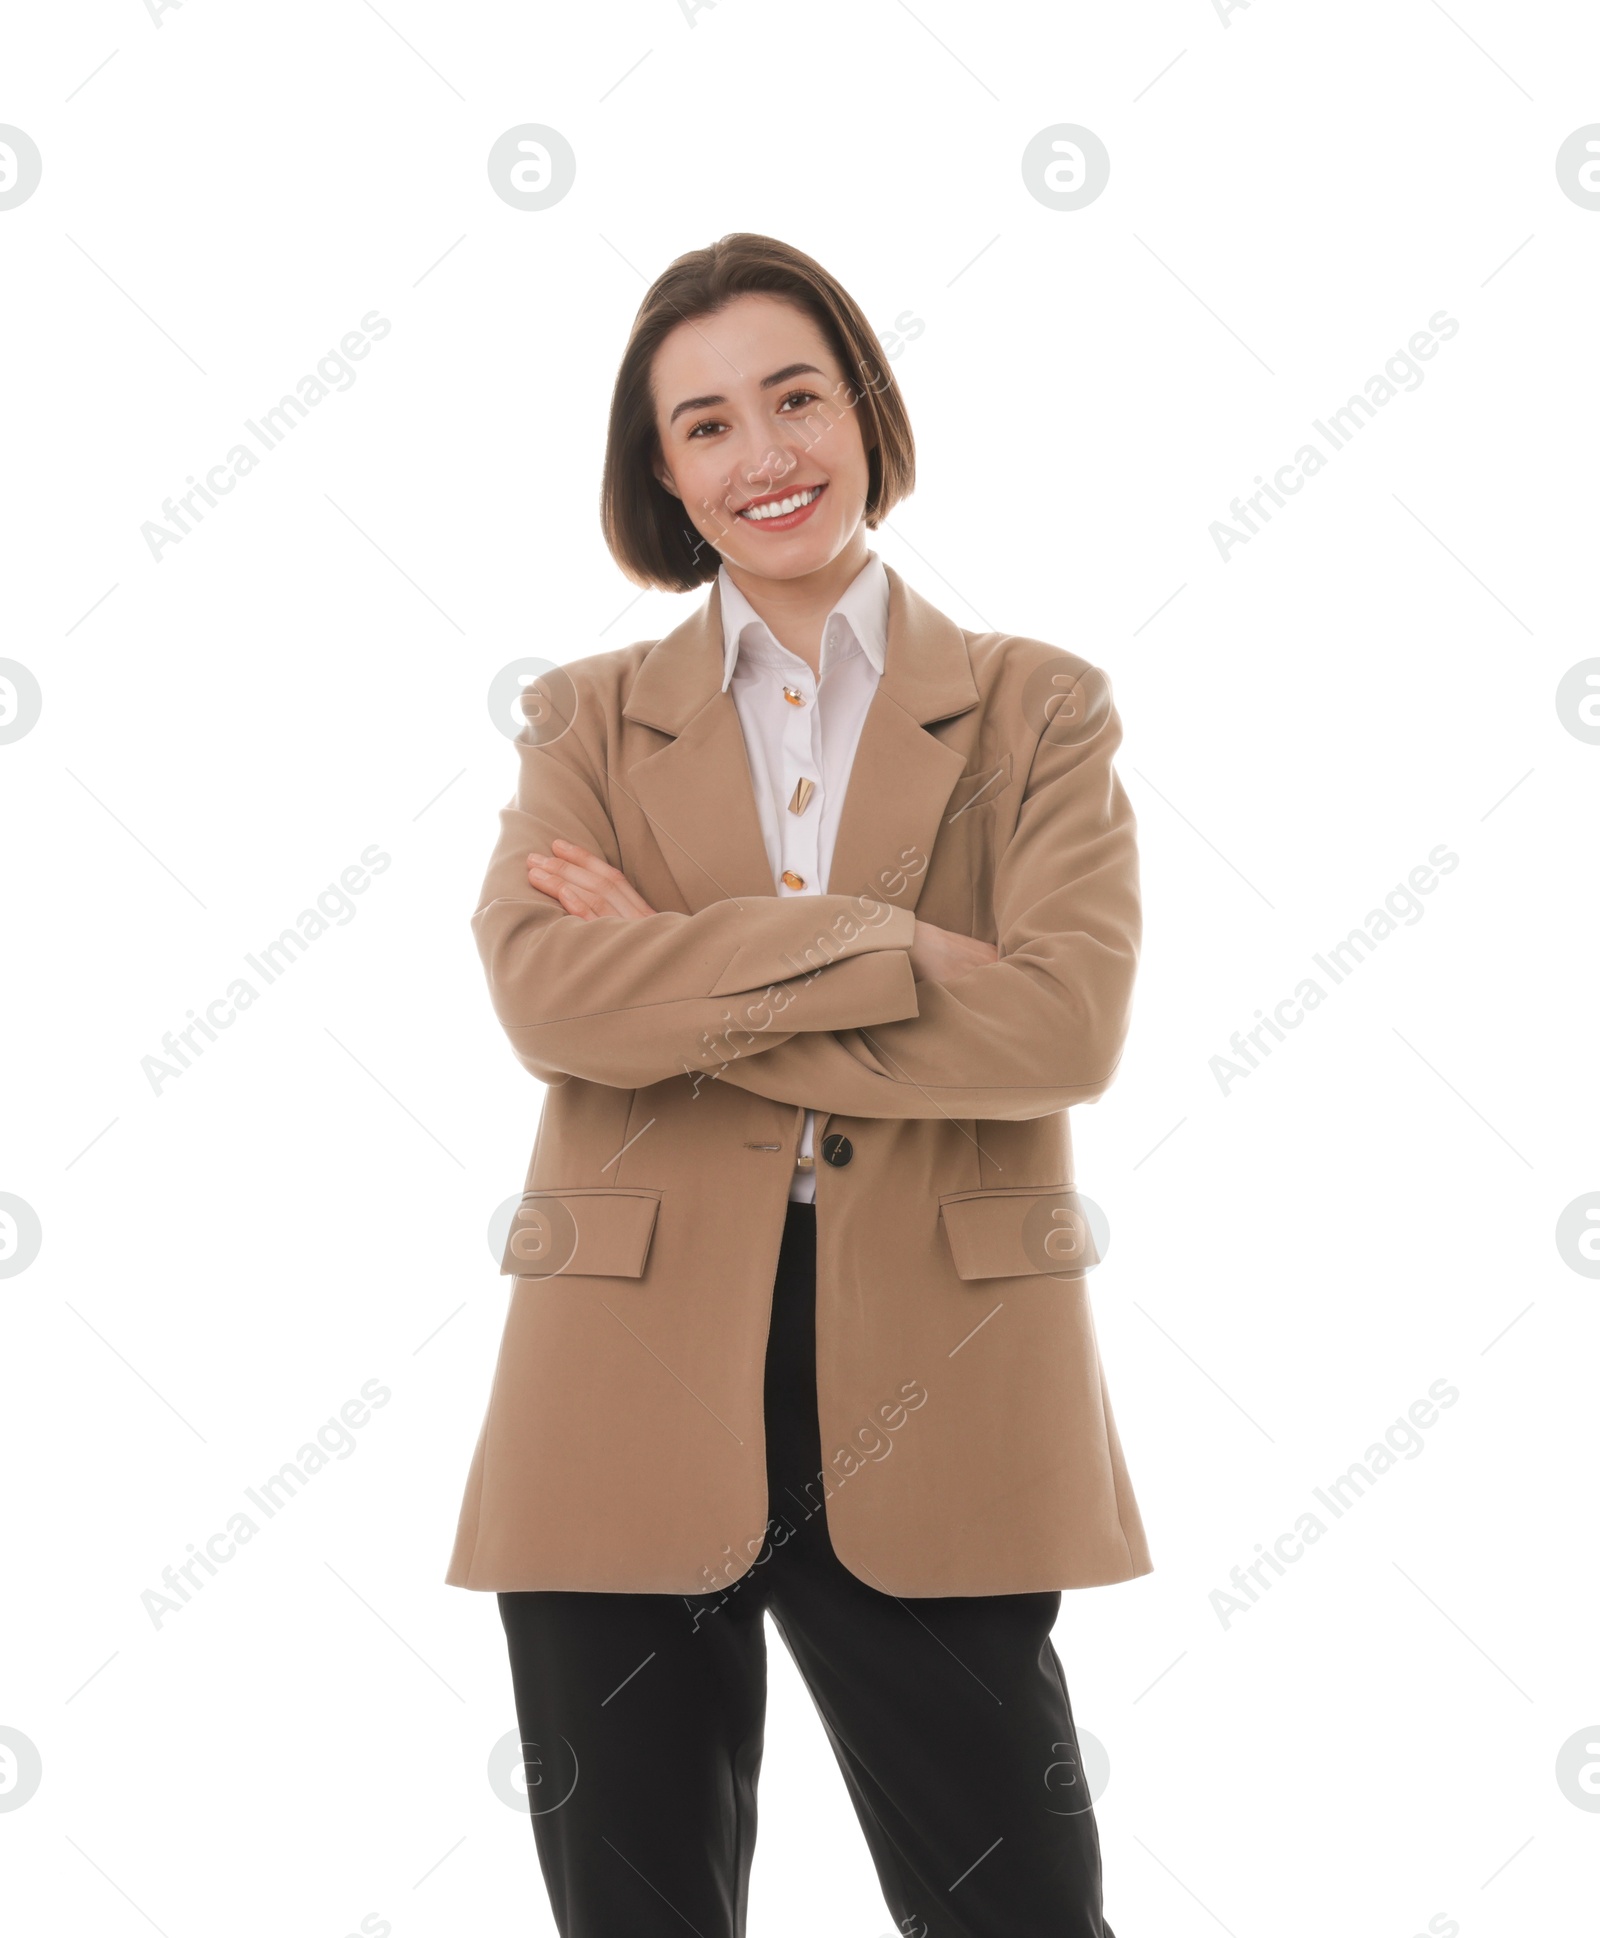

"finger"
[528,858,603,917]
[530,845,604,878]
[546,852,625,898]
[550,837,627,882]
[532,848,655,919]
[530,853,614,902]
[552,854,654,916]
[593,884,652,920]
[542,840,658,914]
[608,878,658,918]
[555,881,606,919]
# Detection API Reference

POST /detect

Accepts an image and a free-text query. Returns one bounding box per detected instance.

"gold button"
[780,869,806,889]
[782,684,806,706]
[795,1154,815,1171]
[787,777,815,816]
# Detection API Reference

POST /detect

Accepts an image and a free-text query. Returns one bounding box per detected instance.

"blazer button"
[820,1133,853,1167]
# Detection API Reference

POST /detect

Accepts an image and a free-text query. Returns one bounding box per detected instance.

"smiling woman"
[451,231,1146,1938]
[652,323,889,548]
[601,234,912,597]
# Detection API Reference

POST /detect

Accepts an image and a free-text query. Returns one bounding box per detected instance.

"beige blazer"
[446,563,1152,1597]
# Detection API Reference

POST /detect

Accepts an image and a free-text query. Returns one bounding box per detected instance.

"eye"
[684,389,820,439]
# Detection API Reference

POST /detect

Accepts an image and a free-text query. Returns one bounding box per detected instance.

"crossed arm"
[484,665,1139,1123]
[470,685,970,1090]
[525,844,995,983]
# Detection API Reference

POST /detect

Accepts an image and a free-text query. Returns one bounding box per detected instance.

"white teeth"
[740,485,822,521]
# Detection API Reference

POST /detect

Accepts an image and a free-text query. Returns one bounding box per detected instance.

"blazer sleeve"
[473,695,920,1090]
[709,664,1139,1122]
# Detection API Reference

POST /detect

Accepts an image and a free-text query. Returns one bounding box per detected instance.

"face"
[650,292,876,585]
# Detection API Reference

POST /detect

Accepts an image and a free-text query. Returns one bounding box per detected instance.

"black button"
[820,1133,853,1167]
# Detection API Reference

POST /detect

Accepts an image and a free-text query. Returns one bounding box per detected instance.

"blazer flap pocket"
[938,1185,1099,1281]
[501,1187,662,1280]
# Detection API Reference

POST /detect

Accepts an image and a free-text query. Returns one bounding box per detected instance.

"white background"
[2,2,1597,1934]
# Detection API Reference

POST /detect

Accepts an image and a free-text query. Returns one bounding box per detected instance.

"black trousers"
[499,1201,1115,1938]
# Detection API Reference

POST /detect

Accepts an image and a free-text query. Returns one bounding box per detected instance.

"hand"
[526,838,658,921]
[908,918,1000,983]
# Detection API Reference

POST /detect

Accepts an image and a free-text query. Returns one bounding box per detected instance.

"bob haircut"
[601,232,917,593]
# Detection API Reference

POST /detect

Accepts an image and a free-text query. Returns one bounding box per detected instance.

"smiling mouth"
[737,482,826,524]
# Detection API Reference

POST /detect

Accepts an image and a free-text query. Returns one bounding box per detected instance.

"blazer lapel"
[824,567,976,904]
[622,582,777,913]
[622,562,979,918]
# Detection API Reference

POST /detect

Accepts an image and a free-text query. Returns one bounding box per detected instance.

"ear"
[656,470,681,500]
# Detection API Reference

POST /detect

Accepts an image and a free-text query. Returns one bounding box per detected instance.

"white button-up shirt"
[718,549,889,1203]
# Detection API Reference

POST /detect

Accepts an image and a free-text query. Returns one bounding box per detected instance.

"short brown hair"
[601,232,917,592]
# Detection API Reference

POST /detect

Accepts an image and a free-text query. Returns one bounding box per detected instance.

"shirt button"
[821,1133,853,1167]
[782,684,806,706]
[780,869,806,890]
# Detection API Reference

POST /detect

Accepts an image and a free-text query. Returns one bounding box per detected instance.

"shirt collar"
[717,550,889,692]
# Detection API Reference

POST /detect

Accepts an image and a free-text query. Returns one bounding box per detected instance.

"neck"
[722,536,871,677]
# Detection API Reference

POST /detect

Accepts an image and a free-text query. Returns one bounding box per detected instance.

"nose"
[723,436,806,504]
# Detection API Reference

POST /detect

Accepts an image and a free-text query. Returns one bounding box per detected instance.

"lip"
[734,481,827,532]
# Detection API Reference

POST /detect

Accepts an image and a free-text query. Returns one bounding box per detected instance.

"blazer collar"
[619,561,978,915]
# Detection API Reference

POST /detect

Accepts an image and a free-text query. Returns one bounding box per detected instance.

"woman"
[447,232,1150,1938]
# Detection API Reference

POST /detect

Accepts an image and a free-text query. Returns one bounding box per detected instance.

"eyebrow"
[667,362,826,426]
